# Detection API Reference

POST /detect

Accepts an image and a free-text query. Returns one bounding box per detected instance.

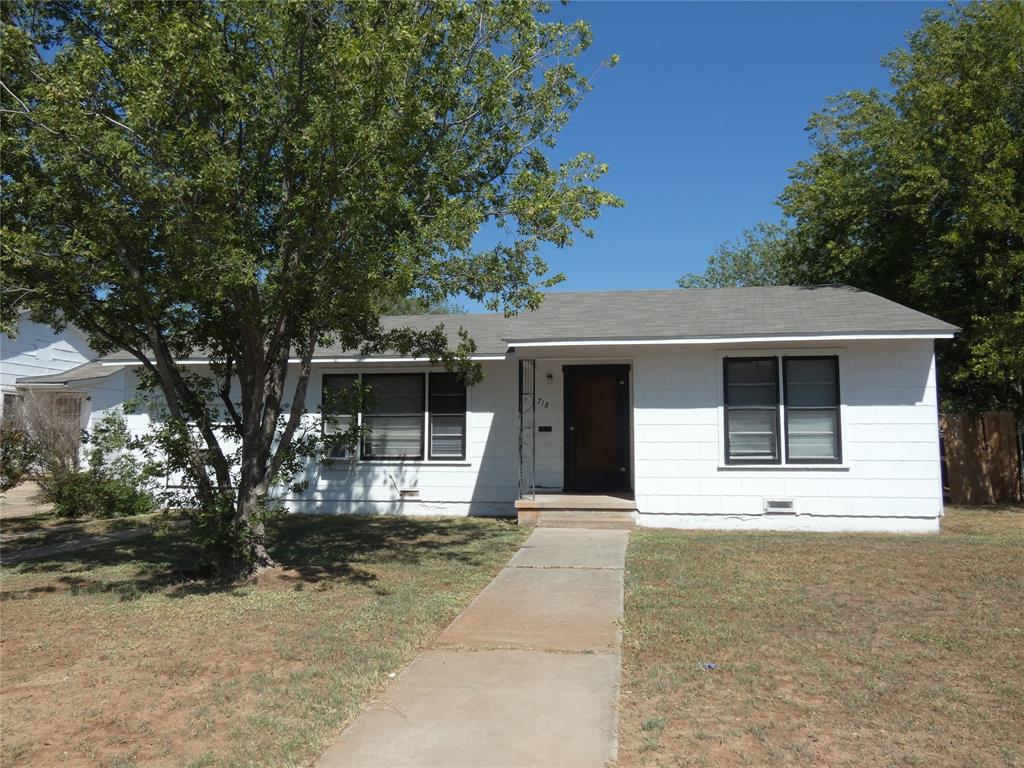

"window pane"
[323,414,354,459]
[785,358,840,462]
[363,414,423,458]
[785,358,837,407]
[787,409,839,460]
[726,359,777,406]
[430,414,465,458]
[364,374,424,415]
[789,409,837,433]
[429,373,466,459]
[323,374,357,415]
[429,372,466,414]
[363,375,424,458]
[55,397,80,420]
[727,408,778,460]
[724,358,780,462]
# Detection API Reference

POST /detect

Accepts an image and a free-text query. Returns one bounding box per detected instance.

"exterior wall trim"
[102,354,508,367]
[507,332,954,347]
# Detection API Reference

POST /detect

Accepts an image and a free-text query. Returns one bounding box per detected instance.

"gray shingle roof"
[93,313,513,361]
[15,359,116,385]
[502,285,959,343]
[16,286,957,385]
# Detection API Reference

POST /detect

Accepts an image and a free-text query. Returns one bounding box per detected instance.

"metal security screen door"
[563,365,630,492]
[518,359,537,499]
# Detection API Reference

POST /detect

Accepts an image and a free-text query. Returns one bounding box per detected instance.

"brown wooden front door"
[563,365,630,492]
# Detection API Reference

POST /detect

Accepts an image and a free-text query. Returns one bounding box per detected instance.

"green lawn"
[0,514,527,768]
[619,508,1024,768]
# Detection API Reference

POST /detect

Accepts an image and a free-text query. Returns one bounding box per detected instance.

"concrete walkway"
[0,482,51,519]
[316,527,629,768]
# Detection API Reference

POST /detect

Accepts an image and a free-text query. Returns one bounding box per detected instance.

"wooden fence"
[940,411,1023,505]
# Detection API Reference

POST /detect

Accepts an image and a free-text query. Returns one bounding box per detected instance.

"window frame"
[722,356,782,466]
[360,373,426,461]
[782,355,842,465]
[320,371,468,463]
[321,373,359,460]
[427,372,467,461]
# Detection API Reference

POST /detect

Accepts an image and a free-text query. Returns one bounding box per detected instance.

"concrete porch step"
[521,510,636,530]
[515,493,638,529]
[515,494,636,512]
[535,515,635,530]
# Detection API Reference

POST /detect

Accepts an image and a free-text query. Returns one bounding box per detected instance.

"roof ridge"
[540,283,855,297]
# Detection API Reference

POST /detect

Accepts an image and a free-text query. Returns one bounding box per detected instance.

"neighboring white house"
[14,286,959,533]
[1,313,97,426]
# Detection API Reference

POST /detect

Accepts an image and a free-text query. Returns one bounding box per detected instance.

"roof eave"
[100,353,509,367]
[504,330,957,348]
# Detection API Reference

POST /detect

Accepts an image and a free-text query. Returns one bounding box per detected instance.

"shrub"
[40,410,158,519]
[0,392,80,489]
[46,470,157,519]
[0,420,35,490]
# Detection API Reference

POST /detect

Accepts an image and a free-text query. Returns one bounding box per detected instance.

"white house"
[14,286,958,532]
[1,313,96,429]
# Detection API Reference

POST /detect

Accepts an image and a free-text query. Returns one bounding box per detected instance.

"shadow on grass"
[0,511,62,537]
[1,514,518,601]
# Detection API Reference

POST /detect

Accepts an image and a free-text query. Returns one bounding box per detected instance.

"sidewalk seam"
[507,564,624,571]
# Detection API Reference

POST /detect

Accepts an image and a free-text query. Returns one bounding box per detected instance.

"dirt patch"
[0,483,52,520]
[0,515,527,768]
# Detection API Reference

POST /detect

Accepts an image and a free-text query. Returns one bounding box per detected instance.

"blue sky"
[469,1,936,307]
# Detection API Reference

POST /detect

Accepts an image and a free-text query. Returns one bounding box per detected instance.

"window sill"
[717,464,850,472]
[320,459,472,468]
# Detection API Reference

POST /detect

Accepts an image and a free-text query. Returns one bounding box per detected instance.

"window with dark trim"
[428,372,467,460]
[723,355,842,465]
[322,372,468,462]
[724,357,781,464]
[361,374,425,460]
[783,356,841,463]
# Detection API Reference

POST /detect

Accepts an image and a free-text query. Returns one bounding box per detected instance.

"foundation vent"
[764,498,795,515]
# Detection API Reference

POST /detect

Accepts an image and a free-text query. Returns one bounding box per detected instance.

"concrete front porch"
[515,492,637,529]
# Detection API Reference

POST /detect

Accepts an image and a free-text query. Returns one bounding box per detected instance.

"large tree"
[681,2,1023,414]
[1,0,620,574]
[677,221,787,289]
[779,1,1024,414]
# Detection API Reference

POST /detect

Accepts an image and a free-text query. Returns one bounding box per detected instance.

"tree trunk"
[230,487,277,577]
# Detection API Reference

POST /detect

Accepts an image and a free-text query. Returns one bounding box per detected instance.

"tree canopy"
[677,221,787,289]
[380,295,467,315]
[681,1,1023,414]
[1,0,621,574]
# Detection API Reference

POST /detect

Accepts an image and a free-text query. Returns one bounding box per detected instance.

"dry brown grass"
[0,515,527,768]
[0,511,178,555]
[619,507,1024,768]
